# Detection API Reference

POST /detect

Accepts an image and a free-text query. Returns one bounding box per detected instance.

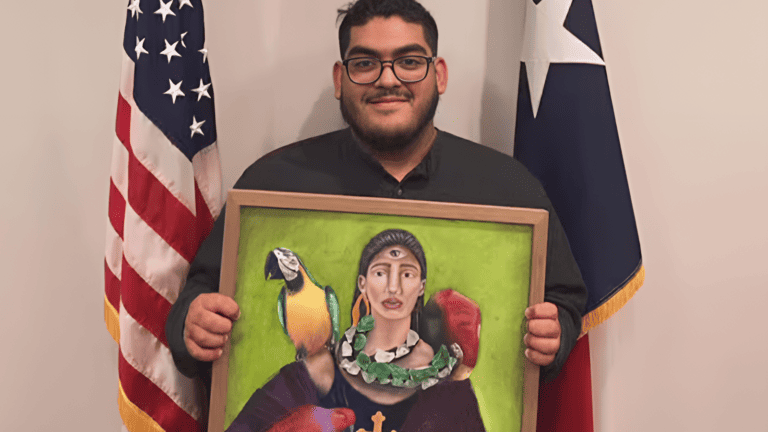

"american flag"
[105,0,222,430]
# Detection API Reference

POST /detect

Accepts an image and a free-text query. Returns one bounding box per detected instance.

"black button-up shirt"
[167,128,587,382]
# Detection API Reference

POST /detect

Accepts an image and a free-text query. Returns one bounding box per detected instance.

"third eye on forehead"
[369,262,420,274]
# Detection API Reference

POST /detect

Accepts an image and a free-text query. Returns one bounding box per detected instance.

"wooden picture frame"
[209,190,548,432]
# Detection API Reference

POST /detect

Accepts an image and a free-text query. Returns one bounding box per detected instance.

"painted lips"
[383,298,403,309]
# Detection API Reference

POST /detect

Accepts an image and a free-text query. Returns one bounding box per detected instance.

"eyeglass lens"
[347,56,429,84]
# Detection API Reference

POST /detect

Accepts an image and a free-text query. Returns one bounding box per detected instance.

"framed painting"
[209,190,548,432]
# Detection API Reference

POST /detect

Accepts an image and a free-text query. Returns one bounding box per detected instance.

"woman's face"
[358,245,425,323]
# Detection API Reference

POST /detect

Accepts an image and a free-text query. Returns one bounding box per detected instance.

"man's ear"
[333,62,343,100]
[434,57,448,95]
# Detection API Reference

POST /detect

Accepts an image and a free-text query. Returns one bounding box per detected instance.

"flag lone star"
[520,0,605,117]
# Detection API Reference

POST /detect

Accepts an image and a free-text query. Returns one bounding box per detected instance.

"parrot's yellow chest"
[285,275,331,353]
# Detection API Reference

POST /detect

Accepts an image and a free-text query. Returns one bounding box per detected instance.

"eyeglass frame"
[341,55,437,85]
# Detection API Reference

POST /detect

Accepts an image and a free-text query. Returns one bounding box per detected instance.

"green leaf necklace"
[335,315,460,390]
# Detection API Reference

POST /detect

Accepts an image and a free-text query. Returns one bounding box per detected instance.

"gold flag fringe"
[105,295,120,344]
[119,382,165,432]
[580,265,645,336]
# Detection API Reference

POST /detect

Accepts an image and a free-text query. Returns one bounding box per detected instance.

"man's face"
[333,16,448,152]
[358,245,425,323]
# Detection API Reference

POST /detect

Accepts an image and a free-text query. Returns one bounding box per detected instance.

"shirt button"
[396,188,403,197]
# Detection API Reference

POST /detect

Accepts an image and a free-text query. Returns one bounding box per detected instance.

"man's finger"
[185,338,223,362]
[524,302,558,320]
[524,348,555,367]
[186,323,228,349]
[189,308,235,335]
[524,333,560,355]
[200,293,241,321]
[526,318,561,338]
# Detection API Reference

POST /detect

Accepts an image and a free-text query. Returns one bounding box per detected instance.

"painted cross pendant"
[356,411,396,432]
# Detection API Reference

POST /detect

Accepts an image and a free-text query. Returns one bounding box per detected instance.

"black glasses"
[342,55,436,84]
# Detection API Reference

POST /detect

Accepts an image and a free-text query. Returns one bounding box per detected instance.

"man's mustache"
[366,90,412,102]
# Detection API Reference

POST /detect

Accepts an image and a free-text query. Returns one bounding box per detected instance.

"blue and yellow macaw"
[265,247,340,360]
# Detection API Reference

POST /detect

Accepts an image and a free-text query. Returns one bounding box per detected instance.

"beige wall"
[0,0,765,430]
[589,1,768,430]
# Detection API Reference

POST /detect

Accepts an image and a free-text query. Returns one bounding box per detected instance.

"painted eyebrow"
[346,43,429,59]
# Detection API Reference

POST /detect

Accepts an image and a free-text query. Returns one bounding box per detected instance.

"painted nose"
[387,273,401,294]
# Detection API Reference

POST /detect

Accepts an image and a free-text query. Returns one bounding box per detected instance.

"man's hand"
[524,302,561,366]
[266,405,355,432]
[184,293,240,362]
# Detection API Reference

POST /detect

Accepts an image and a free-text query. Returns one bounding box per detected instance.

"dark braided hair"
[352,229,427,331]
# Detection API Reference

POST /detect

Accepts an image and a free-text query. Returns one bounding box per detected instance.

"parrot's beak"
[265,250,284,280]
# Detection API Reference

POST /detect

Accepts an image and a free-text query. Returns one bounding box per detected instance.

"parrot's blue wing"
[277,287,288,336]
[325,286,340,344]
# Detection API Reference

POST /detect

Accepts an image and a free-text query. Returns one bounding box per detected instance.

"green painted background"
[225,207,533,430]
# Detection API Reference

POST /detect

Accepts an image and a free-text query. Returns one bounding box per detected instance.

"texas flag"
[513,0,644,430]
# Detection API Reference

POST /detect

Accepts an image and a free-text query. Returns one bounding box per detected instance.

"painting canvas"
[209,190,547,432]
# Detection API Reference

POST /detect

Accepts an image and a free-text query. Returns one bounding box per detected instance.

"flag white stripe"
[110,135,129,200]
[119,53,135,105]
[106,134,127,283]
[105,219,123,279]
[119,303,204,420]
[122,204,189,305]
[192,140,224,219]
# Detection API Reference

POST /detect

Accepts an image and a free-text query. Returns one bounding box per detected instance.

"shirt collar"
[344,127,440,183]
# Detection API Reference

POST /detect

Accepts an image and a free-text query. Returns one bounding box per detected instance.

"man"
[167,0,585,411]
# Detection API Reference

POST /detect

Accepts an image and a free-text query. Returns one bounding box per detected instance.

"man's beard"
[340,88,440,153]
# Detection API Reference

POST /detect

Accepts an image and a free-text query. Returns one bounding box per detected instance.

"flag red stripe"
[194,181,215,241]
[116,93,131,151]
[121,257,172,347]
[537,334,594,432]
[118,350,202,432]
[104,260,121,313]
[109,179,126,239]
[127,151,202,263]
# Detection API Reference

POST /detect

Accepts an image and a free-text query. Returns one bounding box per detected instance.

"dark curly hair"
[337,0,439,58]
